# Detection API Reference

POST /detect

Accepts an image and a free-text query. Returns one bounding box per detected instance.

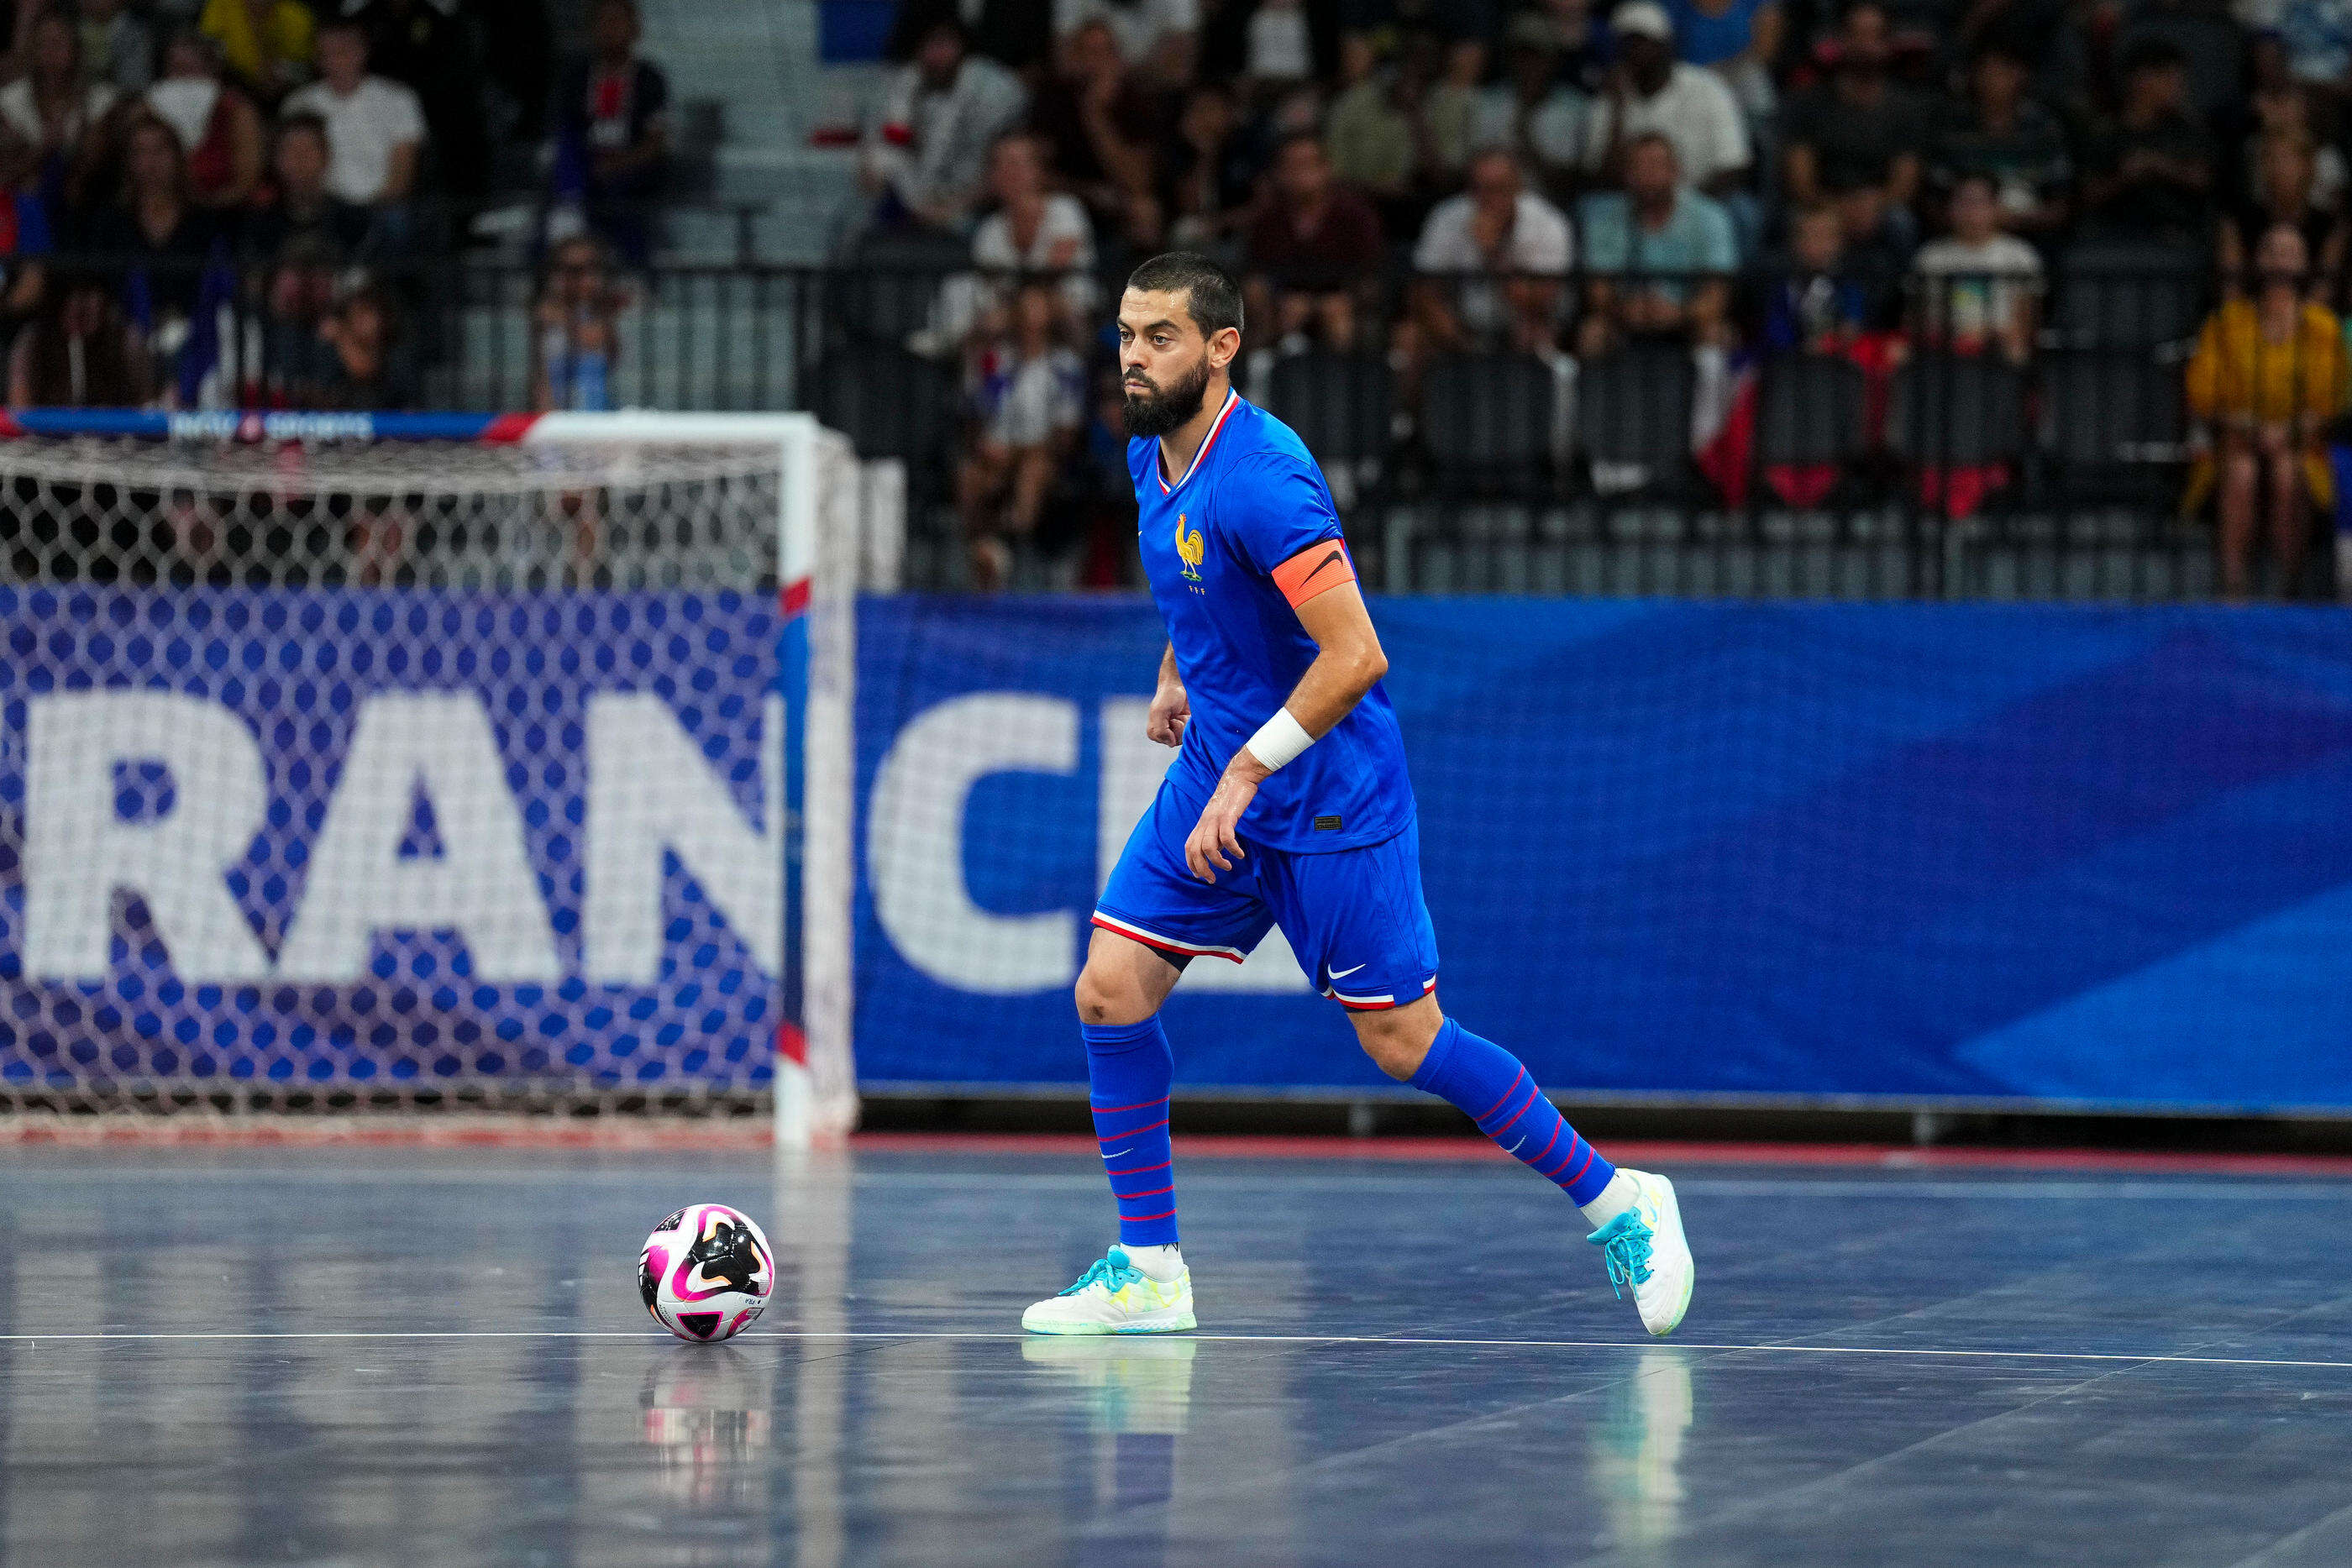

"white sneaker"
[1021,1245,1197,1335]
[1586,1169,1694,1337]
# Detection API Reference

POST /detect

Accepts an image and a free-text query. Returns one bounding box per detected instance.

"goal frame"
[0,406,856,1149]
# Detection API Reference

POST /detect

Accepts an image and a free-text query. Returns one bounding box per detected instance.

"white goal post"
[0,407,863,1146]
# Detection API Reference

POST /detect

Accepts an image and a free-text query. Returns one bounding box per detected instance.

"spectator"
[931,130,1098,349]
[1472,13,1587,197]
[1759,201,1888,351]
[1,9,116,212]
[1576,130,1735,354]
[2186,223,2348,596]
[1526,0,1611,89]
[2078,38,2216,246]
[958,277,1084,590]
[2233,41,2344,212]
[1781,3,1924,234]
[1911,171,2043,364]
[556,0,676,266]
[1578,3,1750,197]
[143,31,263,210]
[1325,28,1444,233]
[1242,129,1384,351]
[253,232,341,403]
[1422,36,1488,183]
[76,0,152,96]
[281,22,423,231]
[2276,0,2352,87]
[1159,80,1253,248]
[86,111,221,321]
[533,234,627,412]
[2221,132,2347,297]
[1024,18,1156,247]
[8,268,151,406]
[861,14,1025,234]
[196,0,312,106]
[1055,0,1196,76]
[344,0,491,199]
[0,138,52,338]
[314,281,412,408]
[1410,146,1574,361]
[1931,45,2072,242]
[241,113,370,264]
[1246,0,1315,89]
[1663,0,1782,118]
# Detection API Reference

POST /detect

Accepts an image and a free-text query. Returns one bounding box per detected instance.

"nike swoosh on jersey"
[1328,962,1367,978]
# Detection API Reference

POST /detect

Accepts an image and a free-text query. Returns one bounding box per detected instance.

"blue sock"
[1410,1018,1615,1207]
[1084,1019,1179,1248]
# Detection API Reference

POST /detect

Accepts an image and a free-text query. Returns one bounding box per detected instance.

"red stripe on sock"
[1116,1185,1175,1200]
[1101,1118,1171,1138]
[1557,1144,1599,1192]
[1090,1095,1170,1115]
[1103,1158,1171,1177]
[1121,1209,1176,1223]
[1474,1067,1526,1123]
[1524,1120,1563,1171]
[1488,1083,1543,1140]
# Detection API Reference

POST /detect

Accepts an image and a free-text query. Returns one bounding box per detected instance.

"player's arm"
[1185,548,1384,881]
[1147,642,1189,747]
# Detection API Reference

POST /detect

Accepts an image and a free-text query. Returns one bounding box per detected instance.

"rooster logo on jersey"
[1175,513,1205,582]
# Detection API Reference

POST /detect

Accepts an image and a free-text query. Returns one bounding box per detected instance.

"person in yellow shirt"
[197,0,312,106]
[2186,223,2350,598]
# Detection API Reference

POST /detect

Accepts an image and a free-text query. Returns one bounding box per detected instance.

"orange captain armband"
[1272,540,1357,610]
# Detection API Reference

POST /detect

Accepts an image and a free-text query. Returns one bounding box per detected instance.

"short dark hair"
[276,111,329,147]
[1125,252,1244,339]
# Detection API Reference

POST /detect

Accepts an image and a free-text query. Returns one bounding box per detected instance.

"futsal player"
[1021,254,1696,1337]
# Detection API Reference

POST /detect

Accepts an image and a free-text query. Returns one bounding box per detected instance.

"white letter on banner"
[277,694,559,982]
[582,693,784,983]
[1097,698,1311,993]
[24,692,272,983]
[869,694,1079,994]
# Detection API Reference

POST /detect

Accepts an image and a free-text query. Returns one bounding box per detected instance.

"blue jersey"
[1130,389,1414,852]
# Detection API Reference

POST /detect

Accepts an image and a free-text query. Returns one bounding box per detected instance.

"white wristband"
[1244,708,1315,773]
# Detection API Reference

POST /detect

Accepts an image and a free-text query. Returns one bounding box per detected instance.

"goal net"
[0,409,860,1145]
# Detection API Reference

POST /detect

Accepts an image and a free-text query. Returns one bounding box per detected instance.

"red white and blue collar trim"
[1157,388,1242,496]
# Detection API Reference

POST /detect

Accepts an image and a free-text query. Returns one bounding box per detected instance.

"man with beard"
[1018,253,1698,1340]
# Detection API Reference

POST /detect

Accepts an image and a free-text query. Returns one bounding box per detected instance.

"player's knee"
[1354,1006,1441,1082]
[1074,963,1148,1027]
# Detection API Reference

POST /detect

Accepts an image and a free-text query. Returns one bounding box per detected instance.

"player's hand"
[1147,682,1190,747]
[1186,755,1269,882]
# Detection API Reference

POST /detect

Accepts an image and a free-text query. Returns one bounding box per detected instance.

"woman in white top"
[0,11,118,201]
[927,131,1099,352]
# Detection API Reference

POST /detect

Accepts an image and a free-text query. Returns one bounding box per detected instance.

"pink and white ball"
[639,1204,774,1343]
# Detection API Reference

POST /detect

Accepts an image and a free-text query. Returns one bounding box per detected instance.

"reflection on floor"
[5,1143,2352,1565]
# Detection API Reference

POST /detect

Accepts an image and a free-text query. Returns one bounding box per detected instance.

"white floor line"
[8,1328,2352,1370]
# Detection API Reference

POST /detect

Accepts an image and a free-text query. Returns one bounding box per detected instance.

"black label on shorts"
[1314,815,1342,831]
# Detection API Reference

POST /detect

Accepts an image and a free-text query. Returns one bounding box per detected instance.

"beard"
[1122,356,1212,438]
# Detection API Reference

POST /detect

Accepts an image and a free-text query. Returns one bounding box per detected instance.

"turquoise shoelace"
[1588,1210,1655,1300]
[1058,1251,1142,1298]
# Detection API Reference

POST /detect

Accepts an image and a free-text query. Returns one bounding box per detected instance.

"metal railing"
[0,252,2332,600]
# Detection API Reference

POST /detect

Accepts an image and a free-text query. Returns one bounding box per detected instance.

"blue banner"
[0,588,782,1094]
[854,596,2352,1111]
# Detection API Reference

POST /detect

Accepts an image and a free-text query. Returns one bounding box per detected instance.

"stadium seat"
[2038,348,2188,507]
[1576,343,1696,497]
[810,343,956,480]
[2054,243,2208,349]
[1266,350,1394,494]
[1889,354,2027,469]
[1756,352,1870,473]
[1423,352,1556,497]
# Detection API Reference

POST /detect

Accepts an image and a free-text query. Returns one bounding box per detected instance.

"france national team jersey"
[1129,390,1414,852]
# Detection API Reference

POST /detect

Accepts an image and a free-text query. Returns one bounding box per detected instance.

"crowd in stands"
[861,0,2352,595]
[0,0,675,416]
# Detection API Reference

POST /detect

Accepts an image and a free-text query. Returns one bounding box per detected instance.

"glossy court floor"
[7,1139,2352,1567]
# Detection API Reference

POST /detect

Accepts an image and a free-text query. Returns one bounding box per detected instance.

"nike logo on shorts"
[1328,962,1367,978]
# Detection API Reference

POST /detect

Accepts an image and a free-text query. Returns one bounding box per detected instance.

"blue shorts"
[1095,779,1440,1010]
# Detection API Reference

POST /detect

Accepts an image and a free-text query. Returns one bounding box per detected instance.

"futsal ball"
[639,1204,775,1343]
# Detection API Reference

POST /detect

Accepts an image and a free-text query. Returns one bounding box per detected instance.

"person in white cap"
[1579,2,1751,199]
